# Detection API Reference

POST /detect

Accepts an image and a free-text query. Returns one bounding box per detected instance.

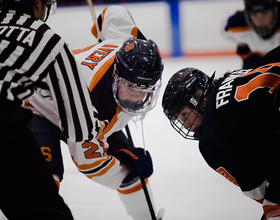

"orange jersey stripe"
[24,100,34,108]
[130,26,138,38]
[99,107,122,140]
[236,73,280,101]
[71,155,112,170]
[86,157,116,178]
[54,178,60,189]
[227,26,250,33]
[72,45,95,55]
[117,178,149,194]
[71,155,117,178]
[264,205,280,219]
[91,24,98,38]
[101,7,109,30]
[88,55,115,92]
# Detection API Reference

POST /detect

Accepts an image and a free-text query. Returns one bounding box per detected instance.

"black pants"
[0,101,73,220]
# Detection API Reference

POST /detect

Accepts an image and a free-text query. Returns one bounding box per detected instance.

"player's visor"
[112,75,161,116]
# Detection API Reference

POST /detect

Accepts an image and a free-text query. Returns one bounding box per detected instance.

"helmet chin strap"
[44,4,51,21]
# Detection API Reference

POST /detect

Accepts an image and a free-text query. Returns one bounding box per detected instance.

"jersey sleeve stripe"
[80,157,113,174]
[71,155,112,170]
[86,158,116,178]
[88,55,115,92]
[117,178,148,194]
[71,155,117,178]
[98,107,121,140]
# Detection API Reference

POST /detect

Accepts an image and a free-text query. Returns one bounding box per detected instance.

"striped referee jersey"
[0,10,99,142]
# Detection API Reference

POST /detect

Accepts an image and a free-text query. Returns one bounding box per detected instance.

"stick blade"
[156,208,165,220]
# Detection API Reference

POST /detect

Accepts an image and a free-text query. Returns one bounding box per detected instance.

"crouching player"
[25,5,164,220]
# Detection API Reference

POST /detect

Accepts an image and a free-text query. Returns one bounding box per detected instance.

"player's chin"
[190,125,200,132]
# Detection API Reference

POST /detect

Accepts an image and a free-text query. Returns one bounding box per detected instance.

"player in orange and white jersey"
[25,5,164,220]
[223,0,280,68]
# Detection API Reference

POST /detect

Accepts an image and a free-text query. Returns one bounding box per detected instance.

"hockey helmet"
[113,37,163,116]
[162,68,214,140]
[244,0,278,39]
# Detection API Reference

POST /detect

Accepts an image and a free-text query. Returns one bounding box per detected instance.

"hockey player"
[0,0,105,219]
[162,45,280,220]
[223,0,280,68]
[25,5,164,220]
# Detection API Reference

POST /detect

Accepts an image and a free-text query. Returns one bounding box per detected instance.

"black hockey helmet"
[245,0,276,11]
[113,37,163,116]
[244,0,278,39]
[115,37,163,87]
[162,68,214,140]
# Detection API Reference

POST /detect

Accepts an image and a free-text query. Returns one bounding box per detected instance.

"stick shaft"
[86,0,97,22]
[125,125,157,220]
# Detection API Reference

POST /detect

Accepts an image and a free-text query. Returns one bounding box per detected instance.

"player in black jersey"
[0,0,103,219]
[162,45,280,220]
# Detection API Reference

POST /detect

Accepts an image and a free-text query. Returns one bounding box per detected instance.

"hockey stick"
[125,125,158,220]
[86,0,97,22]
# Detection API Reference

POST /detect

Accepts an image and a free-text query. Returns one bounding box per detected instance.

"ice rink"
[58,55,264,220]
[0,1,266,219]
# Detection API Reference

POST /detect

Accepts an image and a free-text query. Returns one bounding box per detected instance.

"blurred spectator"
[223,0,280,68]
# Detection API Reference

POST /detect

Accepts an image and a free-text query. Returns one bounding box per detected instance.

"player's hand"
[113,147,153,179]
[97,119,109,139]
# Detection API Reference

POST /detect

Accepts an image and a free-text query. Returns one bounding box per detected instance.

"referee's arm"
[46,43,100,143]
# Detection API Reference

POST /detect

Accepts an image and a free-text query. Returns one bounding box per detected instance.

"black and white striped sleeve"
[45,41,100,142]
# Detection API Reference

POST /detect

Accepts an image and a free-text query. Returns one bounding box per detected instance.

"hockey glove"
[113,147,153,180]
[237,44,262,68]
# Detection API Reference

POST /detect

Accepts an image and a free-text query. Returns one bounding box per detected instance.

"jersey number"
[41,146,52,162]
[82,142,102,159]
[235,63,280,101]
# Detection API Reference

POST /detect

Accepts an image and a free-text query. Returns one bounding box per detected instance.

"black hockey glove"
[237,44,262,68]
[112,147,153,180]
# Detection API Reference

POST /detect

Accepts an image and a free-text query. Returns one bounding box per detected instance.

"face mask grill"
[170,104,203,140]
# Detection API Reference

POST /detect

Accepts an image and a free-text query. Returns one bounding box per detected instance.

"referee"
[0,0,101,219]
